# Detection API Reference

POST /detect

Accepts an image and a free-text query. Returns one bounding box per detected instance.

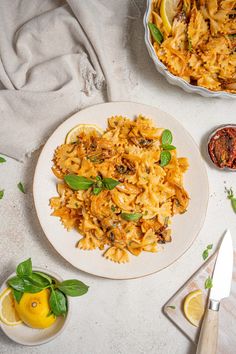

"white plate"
[33,102,209,279]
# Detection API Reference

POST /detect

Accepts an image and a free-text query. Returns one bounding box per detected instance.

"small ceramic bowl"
[0,267,71,346]
[207,124,236,171]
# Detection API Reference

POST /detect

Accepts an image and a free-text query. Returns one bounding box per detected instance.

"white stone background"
[0,1,236,354]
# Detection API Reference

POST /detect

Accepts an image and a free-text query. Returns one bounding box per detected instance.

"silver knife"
[196,230,233,354]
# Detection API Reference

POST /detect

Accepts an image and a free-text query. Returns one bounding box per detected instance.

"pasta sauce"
[208,126,236,170]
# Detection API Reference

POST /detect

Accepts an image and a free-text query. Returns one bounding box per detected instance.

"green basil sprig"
[0,190,4,200]
[225,187,236,213]
[64,174,120,195]
[0,156,6,163]
[17,182,26,194]
[148,22,163,44]
[160,130,176,167]
[121,213,142,221]
[7,258,89,318]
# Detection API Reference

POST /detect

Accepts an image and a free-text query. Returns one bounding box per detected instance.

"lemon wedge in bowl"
[184,289,204,327]
[65,124,103,144]
[160,0,180,34]
[0,288,22,326]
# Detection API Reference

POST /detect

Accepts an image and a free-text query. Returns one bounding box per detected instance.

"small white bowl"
[0,267,71,346]
[143,0,236,99]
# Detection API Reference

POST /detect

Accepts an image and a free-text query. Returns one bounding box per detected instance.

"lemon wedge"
[160,0,180,34]
[183,289,204,327]
[0,288,22,326]
[65,124,103,144]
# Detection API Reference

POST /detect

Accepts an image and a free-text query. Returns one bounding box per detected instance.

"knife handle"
[196,303,219,354]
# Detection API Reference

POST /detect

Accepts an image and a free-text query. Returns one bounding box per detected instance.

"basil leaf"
[13,289,23,303]
[161,129,173,145]
[33,271,53,284]
[202,249,209,260]
[64,175,94,190]
[207,244,213,250]
[231,198,236,213]
[102,178,120,190]
[8,276,25,292]
[161,144,176,150]
[49,288,67,316]
[111,205,116,212]
[205,276,213,289]
[17,182,26,194]
[58,280,89,297]
[16,258,32,278]
[121,213,142,221]
[148,22,163,44]
[0,156,6,163]
[0,190,4,199]
[20,278,45,293]
[27,273,51,287]
[92,187,102,195]
[160,151,171,167]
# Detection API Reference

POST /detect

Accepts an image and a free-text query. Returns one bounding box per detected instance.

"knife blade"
[209,229,233,305]
[196,230,234,354]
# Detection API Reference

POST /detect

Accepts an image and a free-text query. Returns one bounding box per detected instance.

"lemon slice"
[0,288,22,326]
[160,0,180,34]
[183,289,204,327]
[65,124,104,144]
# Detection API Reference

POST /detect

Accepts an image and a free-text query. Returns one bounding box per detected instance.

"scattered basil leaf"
[161,129,173,145]
[188,39,192,52]
[96,176,102,181]
[205,276,213,289]
[148,22,163,44]
[207,244,213,250]
[111,205,116,212]
[64,175,94,190]
[102,178,120,190]
[121,213,142,221]
[167,305,176,309]
[161,144,176,150]
[0,156,6,163]
[0,190,4,200]
[160,151,171,167]
[57,280,89,297]
[231,199,236,213]
[225,187,236,213]
[49,288,67,316]
[229,34,236,38]
[16,258,32,278]
[92,187,102,195]
[13,289,23,303]
[17,182,26,194]
[33,271,53,284]
[202,249,209,261]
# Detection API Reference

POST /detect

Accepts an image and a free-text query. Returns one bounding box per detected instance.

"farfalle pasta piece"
[104,247,129,263]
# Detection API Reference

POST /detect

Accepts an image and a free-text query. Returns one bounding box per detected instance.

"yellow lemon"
[183,289,204,327]
[160,0,180,34]
[65,124,103,144]
[14,289,56,329]
[0,288,22,326]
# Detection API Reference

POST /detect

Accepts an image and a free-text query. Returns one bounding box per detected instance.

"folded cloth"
[0,0,140,160]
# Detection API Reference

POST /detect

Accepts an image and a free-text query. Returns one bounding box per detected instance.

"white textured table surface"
[1,4,236,354]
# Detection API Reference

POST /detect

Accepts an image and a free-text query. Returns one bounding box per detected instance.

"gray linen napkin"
[0,0,140,160]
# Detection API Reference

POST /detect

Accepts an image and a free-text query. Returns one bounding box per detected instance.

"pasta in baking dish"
[149,0,236,93]
[50,116,189,263]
